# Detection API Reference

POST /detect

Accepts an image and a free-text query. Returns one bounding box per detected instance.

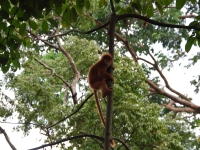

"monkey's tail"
[94,90,116,148]
[94,90,106,127]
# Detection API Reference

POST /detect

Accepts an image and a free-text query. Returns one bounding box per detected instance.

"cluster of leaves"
[1,0,200,73]
[2,37,197,149]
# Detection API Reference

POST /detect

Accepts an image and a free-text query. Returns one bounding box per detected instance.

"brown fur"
[88,53,115,147]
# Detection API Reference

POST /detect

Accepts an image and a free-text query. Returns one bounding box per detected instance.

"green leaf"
[54,6,63,15]
[62,8,71,27]
[48,18,58,28]
[16,8,24,20]
[115,0,120,3]
[189,21,198,26]
[42,21,48,32]
[2,63,10,73]
[176,0,186,10]
[147,4,154,18]
[10,50,16,60]
[8,25,15,34]
[1,0,11,12]
[23,37,31,47]
[0,10,9,19]
[155,2,163,15]
[10,6,18,16]
[11,19,20,28]
[74,5,84,15]
[0,43,6,50]
[23,9,31,21]
[12,59,20,68]
[38,0,49,10]
[0,51,9,66]
[76,0,84,9]
[185,36,195,52]
[10,0,17,5]
[131,1,141,13]
[19,23,27,36]
[71,7,77,22]
[142,4,149,15]
[162,0,173,6]
[84,0,90,10]
[99,0,107,7]
[29,20,38,30]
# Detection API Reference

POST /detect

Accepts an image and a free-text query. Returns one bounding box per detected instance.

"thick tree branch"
[56,18,80,104]
[0,126,17,150]
[117,14,200,31]
[164,100,196,112]
[148,52,190,101]
[146,79,200,112]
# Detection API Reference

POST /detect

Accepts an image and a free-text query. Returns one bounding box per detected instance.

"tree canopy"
[1,0,200,149]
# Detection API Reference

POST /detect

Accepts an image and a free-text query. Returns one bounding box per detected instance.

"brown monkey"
[88,53,115,148]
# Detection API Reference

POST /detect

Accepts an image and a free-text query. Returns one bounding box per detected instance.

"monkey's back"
[88,61,105,88]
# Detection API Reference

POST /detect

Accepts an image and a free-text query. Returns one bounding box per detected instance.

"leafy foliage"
[1,0,200,149]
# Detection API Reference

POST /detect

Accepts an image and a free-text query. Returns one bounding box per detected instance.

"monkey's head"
[101,53,113,67]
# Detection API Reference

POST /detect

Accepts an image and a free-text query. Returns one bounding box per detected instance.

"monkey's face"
[104,59,111,67]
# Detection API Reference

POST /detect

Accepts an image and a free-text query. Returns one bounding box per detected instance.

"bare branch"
[34,58,73,94]
[164,100,196,113]
[179,14,196,19]
[46,93,93,129]
[0,126,17,150]
[28,134,104,150]
[56,18,80,104]
[147,79,200,112]
[47,21,110,40]
[110,0,116,15]
[148,52,190,101]
[137,57,154,66]
[117,14,200,31]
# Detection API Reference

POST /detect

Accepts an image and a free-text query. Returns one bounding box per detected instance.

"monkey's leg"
[101,80,112,98]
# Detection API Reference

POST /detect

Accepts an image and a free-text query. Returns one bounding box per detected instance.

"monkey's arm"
[98,72,114,82]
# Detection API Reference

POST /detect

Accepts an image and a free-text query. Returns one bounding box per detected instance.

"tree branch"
[148,52,190,101]
[117,14,200,31]
[56,18,80,104]
[46,93,93,129]
[0,126,17,150]
[34,58,73,94]
[28,134,104,150]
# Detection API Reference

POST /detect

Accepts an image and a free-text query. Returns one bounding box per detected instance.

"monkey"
[88,53,115,148]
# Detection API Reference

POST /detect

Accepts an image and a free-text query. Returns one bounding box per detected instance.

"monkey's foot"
[102,88,112,98]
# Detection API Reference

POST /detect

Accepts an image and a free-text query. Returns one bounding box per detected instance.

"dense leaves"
[1,0,200,149]
[0,0,200,72]
[4,38,197,149]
